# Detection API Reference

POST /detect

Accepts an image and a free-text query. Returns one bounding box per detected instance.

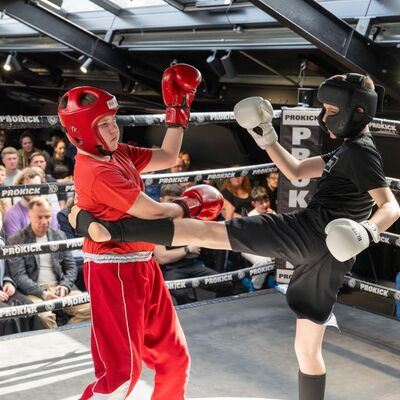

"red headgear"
[57,86,119,155]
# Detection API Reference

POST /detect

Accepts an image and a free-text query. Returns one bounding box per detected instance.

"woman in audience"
[49,138,74,181]
[221,168,253,219]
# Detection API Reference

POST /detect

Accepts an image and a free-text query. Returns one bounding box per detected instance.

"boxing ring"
[0,111,399,399]
[0,290,399,400]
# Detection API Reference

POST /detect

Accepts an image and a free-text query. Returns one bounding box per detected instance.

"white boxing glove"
[325,218,380,262]
[234,96,278,149]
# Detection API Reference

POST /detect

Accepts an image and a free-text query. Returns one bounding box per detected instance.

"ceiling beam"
[162,0,185,11]
[248,0,400,101]
[88,0,122,16]
[0,0,161,91]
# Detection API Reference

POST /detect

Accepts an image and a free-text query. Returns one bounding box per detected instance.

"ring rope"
[0,262,275,320]
[0,263,398,320]
[0,112,399,136]
[0,165,399,198]
[0,163,278,199]
[0,111,278,129]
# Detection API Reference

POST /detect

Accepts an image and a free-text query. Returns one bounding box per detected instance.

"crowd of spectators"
[0,132,279,335]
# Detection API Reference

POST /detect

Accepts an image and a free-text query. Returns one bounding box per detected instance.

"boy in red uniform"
[58,64,222,400]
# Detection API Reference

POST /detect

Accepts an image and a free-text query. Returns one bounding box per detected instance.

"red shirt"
[74,143,153,254]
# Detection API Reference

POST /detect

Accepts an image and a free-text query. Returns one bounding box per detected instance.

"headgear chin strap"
[317,73,378,138]
[58,86,119,156]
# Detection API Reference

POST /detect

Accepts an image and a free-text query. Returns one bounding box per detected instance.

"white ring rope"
[0,165,399,198]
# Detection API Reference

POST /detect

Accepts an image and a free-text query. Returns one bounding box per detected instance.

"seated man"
[7,197,90,329]
[0,236,43,335]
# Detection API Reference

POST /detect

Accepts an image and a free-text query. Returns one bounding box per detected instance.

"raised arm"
[142,64,202,172]
[234,97,325,180]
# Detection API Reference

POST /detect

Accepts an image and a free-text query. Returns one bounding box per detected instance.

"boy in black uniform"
[70,74,400,400]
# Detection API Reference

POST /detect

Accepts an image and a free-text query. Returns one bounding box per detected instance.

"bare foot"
[88,222,111,242]
[69,205,111,242]
[68,206,81,229]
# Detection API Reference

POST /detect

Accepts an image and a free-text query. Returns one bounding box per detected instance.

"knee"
[294,337,322,361]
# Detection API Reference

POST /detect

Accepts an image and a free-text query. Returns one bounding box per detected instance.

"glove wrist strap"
[360,220,380,243]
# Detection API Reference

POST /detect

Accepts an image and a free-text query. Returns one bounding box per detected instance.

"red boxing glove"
[173,184,223,220]
[162,63,202,129]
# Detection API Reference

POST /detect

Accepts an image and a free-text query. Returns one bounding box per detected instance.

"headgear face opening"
[317,73,378,138]
[57,86,119,155]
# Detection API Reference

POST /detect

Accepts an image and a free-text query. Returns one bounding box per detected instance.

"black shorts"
[225,210,354,323]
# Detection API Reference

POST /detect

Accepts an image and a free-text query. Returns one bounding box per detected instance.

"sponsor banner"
[369,118,400,136]
[166,262,275,290]
[276,268,294,284]
[1,168,398,198]
[343,276,400,300]
[0,182,75,199]
[0,238,84,259]
[0,293,90,320]
[278,107,323,214]
[141,163,277,186]
[380,232,400,247]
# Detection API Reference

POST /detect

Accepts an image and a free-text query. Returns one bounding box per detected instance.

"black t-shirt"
[308,133,388,224]
[221,188,253,216]
[50,157,74,180]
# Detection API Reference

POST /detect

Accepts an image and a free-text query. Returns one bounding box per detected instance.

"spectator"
[2,147,20,186]
[7,197,90,329]
[49,138,74,181]
[3,167,59,238]
[0,231,43,335]
[179,151,191,171]
[265,171,279,211]
[29,151,67,208]
[221,170,253,219]
[241,186,275,290]
[0,138,5,156]
[248,186,275,216]
[17,132,49,170]
[170,157,185,173]
[57,197,85,291]
[154,184,232,305]
[0,165,12,213]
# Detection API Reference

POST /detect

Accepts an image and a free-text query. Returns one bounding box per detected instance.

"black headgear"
[317,73,378,138]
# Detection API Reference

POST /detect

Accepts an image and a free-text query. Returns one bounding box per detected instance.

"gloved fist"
[162,64,202,128]
[325,218,380,262]
[234,96,278,149]
[173,184,223,220]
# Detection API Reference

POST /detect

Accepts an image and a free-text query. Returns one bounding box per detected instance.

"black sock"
[298,370,326,400]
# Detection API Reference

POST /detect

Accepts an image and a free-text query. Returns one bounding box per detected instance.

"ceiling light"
[220,51,236,79]
[206,51,224,77]
[3,54,12,71]
[80,57,93,74]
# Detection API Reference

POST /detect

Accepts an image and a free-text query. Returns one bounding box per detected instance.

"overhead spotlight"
[80,57,93,74]
[220,51,236,79]
[38,0,63,10]
[3,54,13,71]
[3,53,21,72]
[206,51,224,77]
